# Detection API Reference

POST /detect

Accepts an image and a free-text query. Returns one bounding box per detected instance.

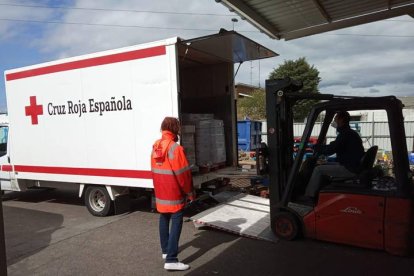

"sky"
[0,0,413,113]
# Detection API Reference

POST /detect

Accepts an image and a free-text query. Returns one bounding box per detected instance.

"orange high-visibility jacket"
[151,130,194,213]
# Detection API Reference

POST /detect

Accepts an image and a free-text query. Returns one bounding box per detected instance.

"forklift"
[260,78,414,255]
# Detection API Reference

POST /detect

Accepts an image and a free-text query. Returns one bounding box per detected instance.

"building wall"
[292,121,414,152]
[349,109,414,121]
[235,83,261,98]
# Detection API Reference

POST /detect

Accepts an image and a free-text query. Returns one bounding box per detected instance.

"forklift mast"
[265,78,334,209]
[265,78,299,209]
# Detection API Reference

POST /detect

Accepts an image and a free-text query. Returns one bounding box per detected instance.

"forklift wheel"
[272,212,300,241]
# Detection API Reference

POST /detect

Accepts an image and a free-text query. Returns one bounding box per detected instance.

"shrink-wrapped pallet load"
[182,113,226,172]
[181,124,198,172]
[210,119,226,164]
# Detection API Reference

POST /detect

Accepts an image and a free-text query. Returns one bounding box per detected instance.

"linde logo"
[340,207,363,215]
[25,96,133,125]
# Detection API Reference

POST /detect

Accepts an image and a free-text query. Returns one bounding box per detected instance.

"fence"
[261,121,414,152]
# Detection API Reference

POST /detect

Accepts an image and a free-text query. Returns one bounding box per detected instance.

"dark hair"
[336,111,351,124]
[161,117,180,135]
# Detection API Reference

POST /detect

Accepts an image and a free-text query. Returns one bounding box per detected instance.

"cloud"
[234,15,414,96]
[319,79,349,88]
[1,0,414,106]
[349,79,383,89]
[0,0,59,41]
[34,0,241,56]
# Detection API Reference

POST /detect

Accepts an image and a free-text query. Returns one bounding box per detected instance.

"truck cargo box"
[1,30,277,215]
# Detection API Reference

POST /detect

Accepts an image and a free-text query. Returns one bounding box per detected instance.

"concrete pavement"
[2,189,414,275]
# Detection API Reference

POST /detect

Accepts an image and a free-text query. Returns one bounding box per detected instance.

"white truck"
[1,30,276,216]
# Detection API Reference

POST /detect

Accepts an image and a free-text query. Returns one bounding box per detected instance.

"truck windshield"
[0,126,8,157]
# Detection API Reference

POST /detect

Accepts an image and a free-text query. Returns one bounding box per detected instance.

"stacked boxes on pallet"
[182,113,226,172]
[181,125,198,172]
[210,120,226,164]
[194,119,213,167]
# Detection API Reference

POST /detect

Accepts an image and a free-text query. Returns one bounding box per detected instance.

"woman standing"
[151,117,195,271]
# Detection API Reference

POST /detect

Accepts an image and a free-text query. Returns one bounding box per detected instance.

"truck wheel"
[85,186,114,217]
[272,212,300,241]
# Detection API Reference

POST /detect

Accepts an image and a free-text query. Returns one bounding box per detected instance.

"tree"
[269,57,321,121]
[237,89,266,120]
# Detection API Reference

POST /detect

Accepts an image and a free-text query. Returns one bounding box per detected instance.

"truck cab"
[0,123,7,157]
[0,120,11,192]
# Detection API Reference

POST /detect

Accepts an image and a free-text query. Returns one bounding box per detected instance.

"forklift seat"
[325,146,379,189]
[357,146,378,174]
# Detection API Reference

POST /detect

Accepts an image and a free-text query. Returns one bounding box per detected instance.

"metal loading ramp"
[191,192,278,242]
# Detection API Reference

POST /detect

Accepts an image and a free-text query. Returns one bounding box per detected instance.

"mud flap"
[113,194,132,215]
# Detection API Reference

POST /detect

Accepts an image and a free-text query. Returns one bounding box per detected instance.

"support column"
[0,196,7,276]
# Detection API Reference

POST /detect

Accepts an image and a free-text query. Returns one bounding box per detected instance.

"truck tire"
[272,211,300,241]
[85,186,114,217]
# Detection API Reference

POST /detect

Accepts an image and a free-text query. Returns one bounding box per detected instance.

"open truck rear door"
[181,30,278,63]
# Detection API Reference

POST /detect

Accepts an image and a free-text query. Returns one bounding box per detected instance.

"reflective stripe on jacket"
[151,130,194,213]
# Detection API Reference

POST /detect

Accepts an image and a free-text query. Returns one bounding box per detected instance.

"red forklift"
[262,78,414,255]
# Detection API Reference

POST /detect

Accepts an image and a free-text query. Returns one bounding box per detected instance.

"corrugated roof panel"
[252,1,326,32]
[393,0,414,5]
[323,0,390,20]
[219,0,414,39]
[262,8,321,21]
[250,0,283,10]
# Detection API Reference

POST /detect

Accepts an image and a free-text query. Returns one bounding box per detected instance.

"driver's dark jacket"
[319,125,364,173]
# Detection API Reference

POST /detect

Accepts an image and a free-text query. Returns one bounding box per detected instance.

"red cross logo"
[25,96,44,125]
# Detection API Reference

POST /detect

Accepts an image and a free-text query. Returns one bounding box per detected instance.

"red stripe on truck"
[1,165,12,171]
[6,45,166,81]
[1,165,152,179]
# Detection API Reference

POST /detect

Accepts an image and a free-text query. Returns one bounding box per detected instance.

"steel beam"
[283,4,414,40]
[312,0,332,22]
[0,196,7,276]
[219,0,281,39]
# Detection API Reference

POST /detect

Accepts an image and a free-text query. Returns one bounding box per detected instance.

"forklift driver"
[305,111,365,199]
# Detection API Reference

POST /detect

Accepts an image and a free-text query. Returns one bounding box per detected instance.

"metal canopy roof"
[218,0,414,40]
